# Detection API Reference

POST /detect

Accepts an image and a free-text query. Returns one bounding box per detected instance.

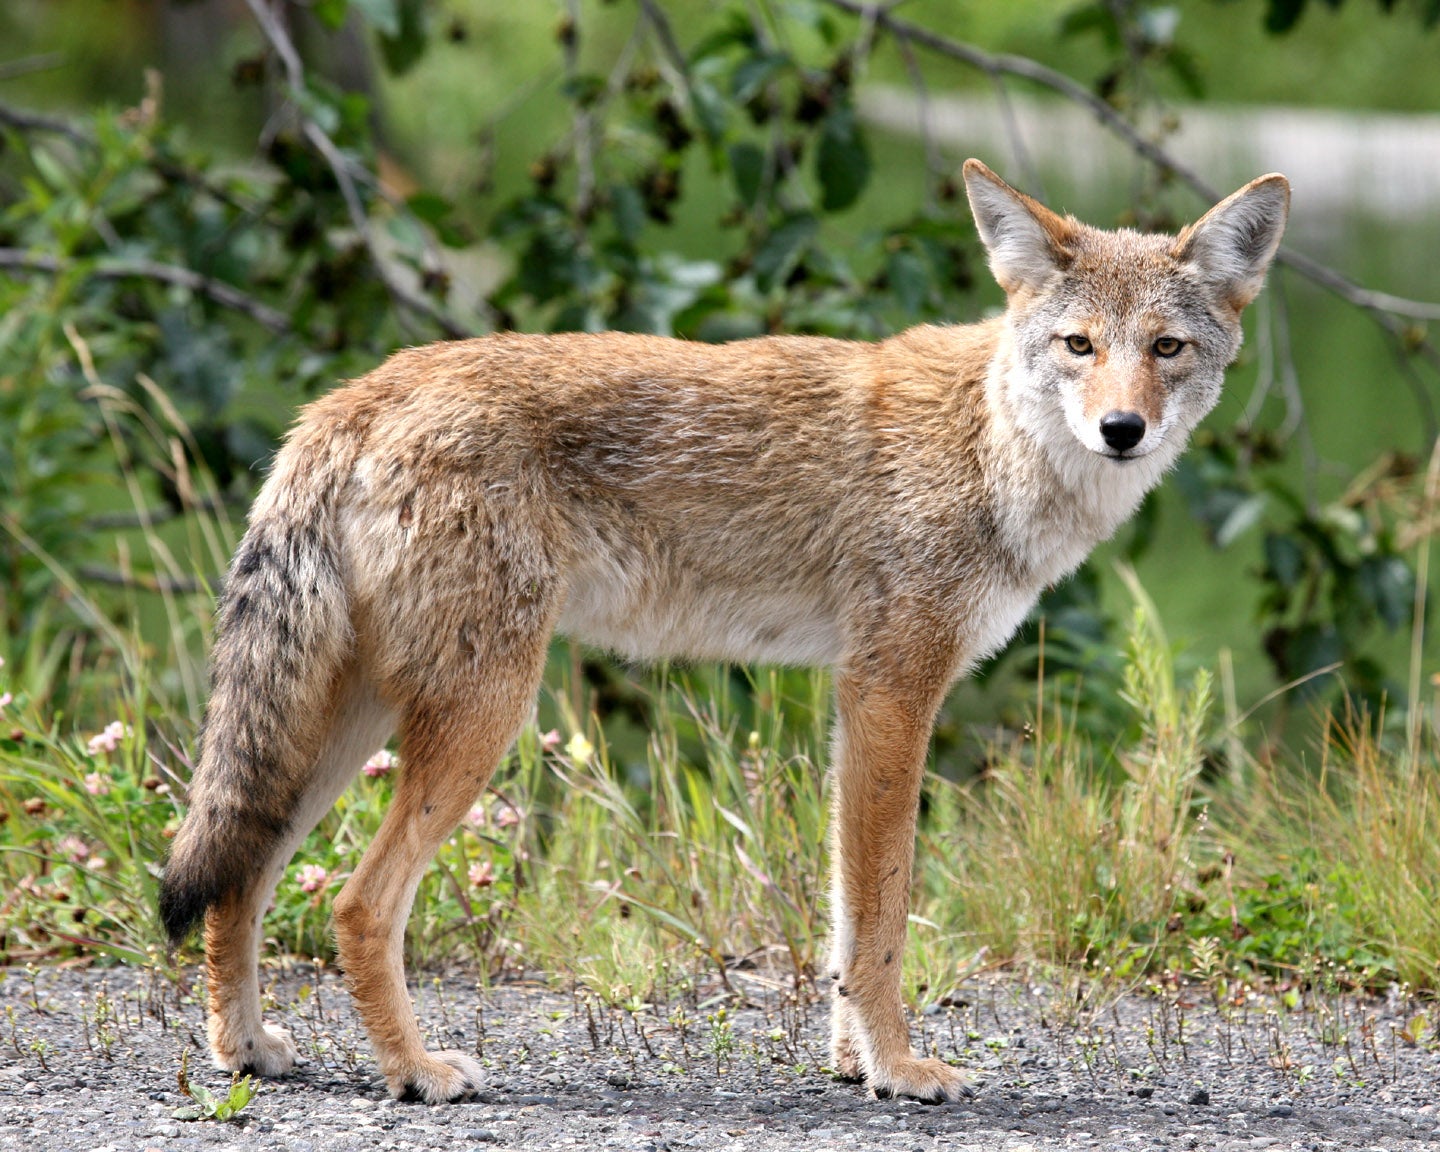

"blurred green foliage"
[0,0,1435,739]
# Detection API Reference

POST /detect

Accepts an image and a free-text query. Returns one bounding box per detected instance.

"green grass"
[4,539,1440,998]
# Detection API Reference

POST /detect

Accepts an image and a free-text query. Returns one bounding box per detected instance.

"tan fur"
[159,160,1288,1104]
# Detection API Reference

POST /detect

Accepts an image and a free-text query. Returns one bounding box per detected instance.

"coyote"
[160,159,1288,1104]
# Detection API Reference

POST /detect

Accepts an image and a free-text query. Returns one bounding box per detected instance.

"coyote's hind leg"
[204,671,395,1077]
[332,637,550,1104]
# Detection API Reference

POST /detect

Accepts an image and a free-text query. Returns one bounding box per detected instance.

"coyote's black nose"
[1099,410,1146,453]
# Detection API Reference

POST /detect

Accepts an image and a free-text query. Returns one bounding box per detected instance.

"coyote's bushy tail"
[158,416,363,943]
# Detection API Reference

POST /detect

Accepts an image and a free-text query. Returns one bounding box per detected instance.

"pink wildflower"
[84,772,111,797]
[0,693,11,709]
[465,805,486,828]
[539,728,562,752]
[363,749,399,777]
[87,721,130,756]
[494,803,522,829]
[468,860,495,887]
[297,864,330,893]
[59,835,90,863]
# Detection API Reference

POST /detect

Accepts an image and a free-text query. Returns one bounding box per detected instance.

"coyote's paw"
[389,1049,484,1104]
[830,998,864,1082]
[831,1041,865,1083]
[867,1055,969,1104]
[212,1022,300,1078]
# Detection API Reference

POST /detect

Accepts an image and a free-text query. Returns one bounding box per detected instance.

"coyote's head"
[963,159,1289,467]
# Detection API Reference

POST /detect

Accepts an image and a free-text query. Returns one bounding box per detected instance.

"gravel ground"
[1,962,1438,1151]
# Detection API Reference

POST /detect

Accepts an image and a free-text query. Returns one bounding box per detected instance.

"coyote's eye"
[1153,336,1184,357]
[1064,334,1093,356]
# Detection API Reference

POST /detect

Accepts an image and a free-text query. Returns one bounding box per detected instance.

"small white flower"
[565,732,594,766]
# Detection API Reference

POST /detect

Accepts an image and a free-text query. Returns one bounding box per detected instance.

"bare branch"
[0,248,293,334]
[0,54,65,82]
[1276,247,1440,323]
[242,0,471,340]
[78,565,206,597]
[0,98,90,145]
[85,497,237,533]
[893,33,943,209]
[636,0,694,92]
[824,0,1440,347]
[563,0,597,225]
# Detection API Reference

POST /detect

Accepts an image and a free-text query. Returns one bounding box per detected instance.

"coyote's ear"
[1172,174,1290,311]
[962,158,1076,295]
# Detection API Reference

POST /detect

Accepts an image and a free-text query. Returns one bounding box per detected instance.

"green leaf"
[729,142,765,208]
[351,0,400,37]
[1286,623,1343,690]
[1264,0,1309,34]
[752,213,818,292]
[405,190,451,225]
[731,51,790,103]
[885,247,931,316]
[378,0,427,75]
[1357,554,1414,630]
[689,79,729,142]
[1263,532,1305,589]
[1165,45,1206,100]
[815,105,870,213]
[562,74,606,108]
[405,191,470,248]
[313,0,352,32]
[1059,1,1121,45]
[1215,492,1266,548]
[610,184,646,247]
[687,11,758,64]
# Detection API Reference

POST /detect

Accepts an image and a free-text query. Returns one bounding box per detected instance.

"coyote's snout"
[160,159,1288,1106]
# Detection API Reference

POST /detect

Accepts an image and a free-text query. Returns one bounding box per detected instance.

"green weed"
[173,1051,257,1122]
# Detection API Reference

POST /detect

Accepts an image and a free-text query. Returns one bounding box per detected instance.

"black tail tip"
[157,866,215,945]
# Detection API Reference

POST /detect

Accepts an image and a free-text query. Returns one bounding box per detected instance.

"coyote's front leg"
[828,657,965,1103]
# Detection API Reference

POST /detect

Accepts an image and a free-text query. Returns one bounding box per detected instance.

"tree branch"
[0,99,90,146]
[0,248,293,334]
[77,565,205,597]
[241,0,471,341]
[825,0,1440,347]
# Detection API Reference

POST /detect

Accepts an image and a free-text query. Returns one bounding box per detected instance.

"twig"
[1269,273,1319,509]
[636,0,694,96]
[241,0,470,340]
[85,498,236,533]
[0,96,262,216]
[1278,246,1440,323]
[892,33,944,208]
[990,74,1043,203]
[824,0,1440,350]
[563,0,597,226]
[77,565,205,597]
[0,99,89,145]
[0,248,292,334]
[0,53,65,82]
